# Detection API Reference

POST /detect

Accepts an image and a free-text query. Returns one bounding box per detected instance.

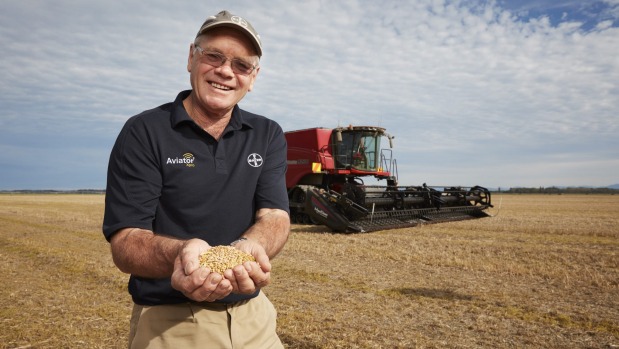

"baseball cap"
[196,10,263,57]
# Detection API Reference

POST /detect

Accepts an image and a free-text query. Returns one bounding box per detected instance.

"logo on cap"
[231,16,248,28]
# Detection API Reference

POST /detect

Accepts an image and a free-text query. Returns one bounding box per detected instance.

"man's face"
[187,27,260,116]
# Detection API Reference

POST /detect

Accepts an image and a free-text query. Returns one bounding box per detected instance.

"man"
[102,10,290,349]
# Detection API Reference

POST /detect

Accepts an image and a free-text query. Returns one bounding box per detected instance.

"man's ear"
[187,43,195,73]
[247,66,260,92]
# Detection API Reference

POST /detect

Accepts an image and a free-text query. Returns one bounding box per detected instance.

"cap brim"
[197,23,262,57]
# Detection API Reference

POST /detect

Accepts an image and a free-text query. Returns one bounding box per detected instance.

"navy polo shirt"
[103,90,289,305]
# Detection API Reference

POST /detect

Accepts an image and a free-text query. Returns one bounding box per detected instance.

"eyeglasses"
[193,45,257,76]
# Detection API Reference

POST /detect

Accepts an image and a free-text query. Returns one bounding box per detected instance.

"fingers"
[224,261,271,294]
[253,253,272,273]
[232,238,272,273]
[171,259,233,302]
[178,239,210,275]
[245,261,271,288]
[225,238,273,293]
[184,272,233,302]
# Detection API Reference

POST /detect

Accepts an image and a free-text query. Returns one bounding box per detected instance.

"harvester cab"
[332,126,394,177]
[285,126,492,233]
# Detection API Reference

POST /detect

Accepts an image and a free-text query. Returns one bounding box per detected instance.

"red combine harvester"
[285,126,492,232]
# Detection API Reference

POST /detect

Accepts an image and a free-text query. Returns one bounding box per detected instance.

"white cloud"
[0,0,617,189]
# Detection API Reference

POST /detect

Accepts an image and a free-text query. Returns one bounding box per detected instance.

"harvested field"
[0,194,617,348]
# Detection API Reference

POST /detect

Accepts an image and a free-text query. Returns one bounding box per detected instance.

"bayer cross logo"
[247,153,263,167]
[231,16,248,28]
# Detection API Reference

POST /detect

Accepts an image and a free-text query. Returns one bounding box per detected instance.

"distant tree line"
[0,189,105,194]
[496,187,618,194]
[2,187,617,195]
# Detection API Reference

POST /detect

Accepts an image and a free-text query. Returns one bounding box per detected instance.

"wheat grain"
[198,246,255,275]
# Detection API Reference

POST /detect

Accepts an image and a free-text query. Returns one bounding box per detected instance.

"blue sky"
[0,0,617,190]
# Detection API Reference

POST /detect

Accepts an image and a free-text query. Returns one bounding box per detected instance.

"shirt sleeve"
[102,115,162,241]
[254,121,290,213]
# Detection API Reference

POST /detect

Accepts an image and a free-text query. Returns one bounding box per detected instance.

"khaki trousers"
[128,292,284,349]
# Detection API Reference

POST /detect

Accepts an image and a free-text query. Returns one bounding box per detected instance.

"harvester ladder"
[380,149,398,181]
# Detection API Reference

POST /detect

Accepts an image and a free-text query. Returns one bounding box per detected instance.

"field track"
[0,194,618,348]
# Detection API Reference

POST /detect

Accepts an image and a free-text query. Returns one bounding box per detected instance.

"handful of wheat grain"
[198,246,256,275]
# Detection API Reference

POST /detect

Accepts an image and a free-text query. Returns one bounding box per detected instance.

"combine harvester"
[285,126,492,233]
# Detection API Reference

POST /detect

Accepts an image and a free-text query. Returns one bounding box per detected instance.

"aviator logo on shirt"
[166,153,195,167]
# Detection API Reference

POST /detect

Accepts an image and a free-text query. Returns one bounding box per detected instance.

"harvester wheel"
[295,213,305,223]
[467,186,491,206]
[291,187,307,203]
[302,214,311,224]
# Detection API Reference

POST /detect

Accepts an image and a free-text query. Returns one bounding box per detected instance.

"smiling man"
[102,10,290,349]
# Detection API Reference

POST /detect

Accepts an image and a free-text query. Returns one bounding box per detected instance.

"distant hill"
[608,184,619,190]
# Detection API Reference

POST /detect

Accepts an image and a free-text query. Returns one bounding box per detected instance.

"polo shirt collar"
[171,90,252,132]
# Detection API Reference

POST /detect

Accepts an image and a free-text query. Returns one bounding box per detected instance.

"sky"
[0,0,618,190]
